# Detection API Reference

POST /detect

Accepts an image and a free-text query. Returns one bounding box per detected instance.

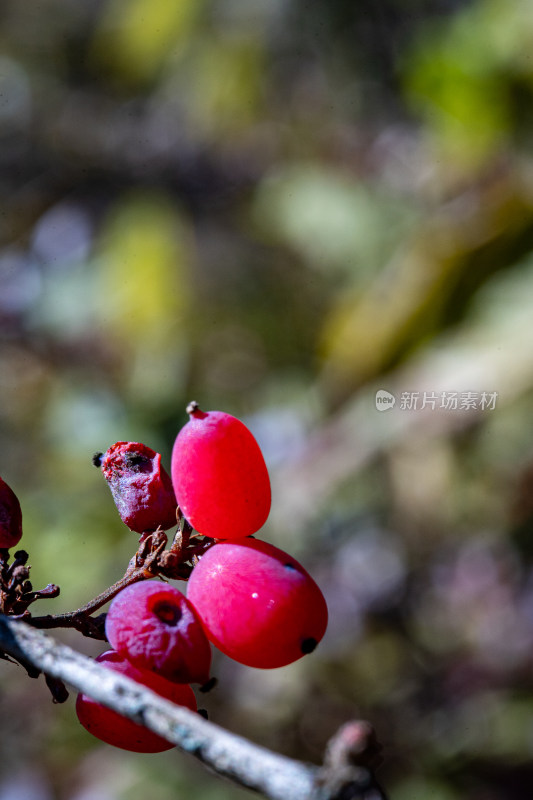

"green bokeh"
[2,1,533,798]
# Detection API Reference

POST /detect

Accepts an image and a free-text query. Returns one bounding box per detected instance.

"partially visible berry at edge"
[95,442,177,533]
[75,650,197,752]
[0,476,23,550]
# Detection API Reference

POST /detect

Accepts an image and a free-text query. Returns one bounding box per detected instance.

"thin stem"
[27,531,168,636]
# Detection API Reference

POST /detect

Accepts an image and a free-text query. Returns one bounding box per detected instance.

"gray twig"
[0,615,386,800]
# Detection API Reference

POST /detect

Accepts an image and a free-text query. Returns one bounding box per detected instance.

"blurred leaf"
[405,0,510,172]
[95,191,191,343]
[94,192,193,403]
[93,0,202,85]
[180,34,264,136]
[477,0,533,77]
[253,164,419,279]
[319,171,533,403]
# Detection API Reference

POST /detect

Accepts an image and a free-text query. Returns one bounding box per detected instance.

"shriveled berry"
[187,539,328,669]
[105,581,212,685]
[0,477,23,550]
[75,650,197,752]
[97,442,177,533]
[171,403,271,540]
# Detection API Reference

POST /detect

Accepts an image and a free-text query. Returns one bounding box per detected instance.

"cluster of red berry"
[3,403,328,753]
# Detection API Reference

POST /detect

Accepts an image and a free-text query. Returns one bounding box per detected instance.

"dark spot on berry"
[199,677,218,693]
[124,452,151,471]
[301,637,318,654]
[92,452,103,467]
[197,708,209,719]
[284,562,297,570]
[153,600,182,626]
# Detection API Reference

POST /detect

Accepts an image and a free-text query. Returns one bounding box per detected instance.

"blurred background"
[2,0,533,798]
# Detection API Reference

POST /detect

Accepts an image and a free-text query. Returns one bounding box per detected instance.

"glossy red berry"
[95,442,177,533]
[75,650,197,752]
[105,580,212,685]
[171,403,271,540]
[187,539,328,669]
[0,477,23,550]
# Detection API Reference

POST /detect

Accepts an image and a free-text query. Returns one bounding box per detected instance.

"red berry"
[0,477,23,550]
[75,650,197,752]
[96,442,177,533]
[171,403,271,540]
[187,539,328,669]
[105,581,212,685]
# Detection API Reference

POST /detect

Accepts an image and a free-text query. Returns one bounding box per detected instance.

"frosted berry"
[0,477,23,550]
[75,650,197,752]
[105,580,212,685]
[187,539,328,669]
[95,442,177,533]
[171,403,271,540]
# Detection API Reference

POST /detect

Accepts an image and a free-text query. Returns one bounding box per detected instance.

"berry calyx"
[75,650,197,752]
[0,477,23,550]
[187,539,328,669]
[97,442,177,533]
[105,580,212,685]
[171,405,271,540]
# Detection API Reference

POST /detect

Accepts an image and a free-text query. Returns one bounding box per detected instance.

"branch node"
[316,721,387,800]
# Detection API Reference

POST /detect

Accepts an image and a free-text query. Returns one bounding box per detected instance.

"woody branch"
[0,615,387,800]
